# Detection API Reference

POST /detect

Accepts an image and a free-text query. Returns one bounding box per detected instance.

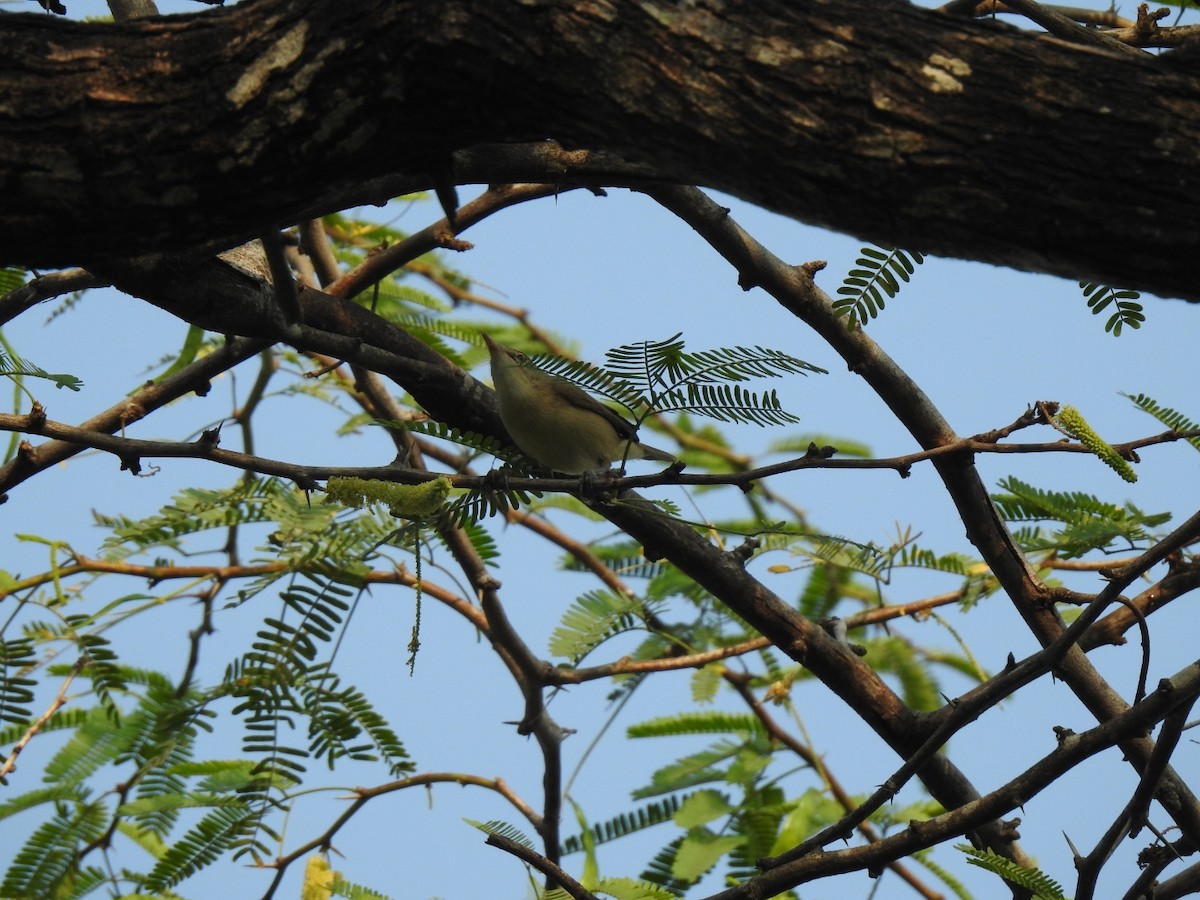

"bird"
[481,332,677,475]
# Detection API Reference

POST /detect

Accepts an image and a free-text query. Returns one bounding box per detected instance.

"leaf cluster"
[529,332,825,430]
[834,246,924,325]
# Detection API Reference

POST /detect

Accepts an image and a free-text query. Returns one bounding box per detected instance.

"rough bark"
[2,0,1198,299]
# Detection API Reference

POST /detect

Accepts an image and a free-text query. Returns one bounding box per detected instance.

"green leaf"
[993,476,1168,556]
[0,347,83,392]
[1123,392,1200,453]
[834,246,925,325]
[0,800,108,898]
[594,876,678,900]
[548,590,654,663]
[0,267,27,294]
[672,829,743,882]
[561,797,683,855]
[331,877,395,900]
[150,324,206,383]
[957,844,1067,899]
[1079,282,1145,336]
[144,805,259,890]
[673,789,733,828]
[464,818,535,847]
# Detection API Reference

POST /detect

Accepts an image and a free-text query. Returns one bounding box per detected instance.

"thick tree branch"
[2,1,1200,299]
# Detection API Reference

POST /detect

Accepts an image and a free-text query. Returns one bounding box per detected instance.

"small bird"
[482,332,676,475]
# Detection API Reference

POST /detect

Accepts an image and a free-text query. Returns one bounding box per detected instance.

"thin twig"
[997,0,1147,54]
[485,832,597,900]
[0,657,86,779]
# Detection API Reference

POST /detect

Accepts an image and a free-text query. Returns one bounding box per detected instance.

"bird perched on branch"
[482,332,676,475]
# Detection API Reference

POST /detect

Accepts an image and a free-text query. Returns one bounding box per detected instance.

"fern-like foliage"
[632,738,754,800]
[561,797,683,855]
[627,711,767,740]
[956,844,1067,899]
[993,476,1169,557]
[396,418,519,465]
[0,636,35,727]
[1080,282,1144,335]
[0,266,25,294]
[94,477,291,560]
[0,799,108,899]
[442,476,541,529]
[302,675,413,778]
[911,847,972,900]
[862,636,942,711]
[560,545,666,581]
[834,246,925,325]
[331,877,396,900]
[640,836,696,896]
[465,818,536,847]
[723,784,790,883]
[588,876,678,900]
[0,346,83,393]
[548,590,663,664]
[1123,392,1200,452]
[525,333,824,431]
[529,353,650,415]
[143,804,264,891]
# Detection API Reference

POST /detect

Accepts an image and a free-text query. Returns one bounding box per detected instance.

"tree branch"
[3,2,1200,299]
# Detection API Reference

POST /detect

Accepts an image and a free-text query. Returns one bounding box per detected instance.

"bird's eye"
[512,351,528,364]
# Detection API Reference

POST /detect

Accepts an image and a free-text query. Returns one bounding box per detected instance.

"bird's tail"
[633,442,677,465]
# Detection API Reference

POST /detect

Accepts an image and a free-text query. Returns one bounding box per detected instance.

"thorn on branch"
[1063,829,1082,860]
[198,427,222,450]
[700,203,731,225]
[797,260,826,278]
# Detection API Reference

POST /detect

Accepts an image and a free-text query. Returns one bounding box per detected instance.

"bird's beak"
[481,331,501,355]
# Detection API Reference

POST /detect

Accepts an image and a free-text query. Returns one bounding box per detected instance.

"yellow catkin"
[300,854,338,900]
[1056,405,1137,483]
[325,476,452,517]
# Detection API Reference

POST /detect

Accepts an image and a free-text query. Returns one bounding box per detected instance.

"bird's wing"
[548,376,640,440]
